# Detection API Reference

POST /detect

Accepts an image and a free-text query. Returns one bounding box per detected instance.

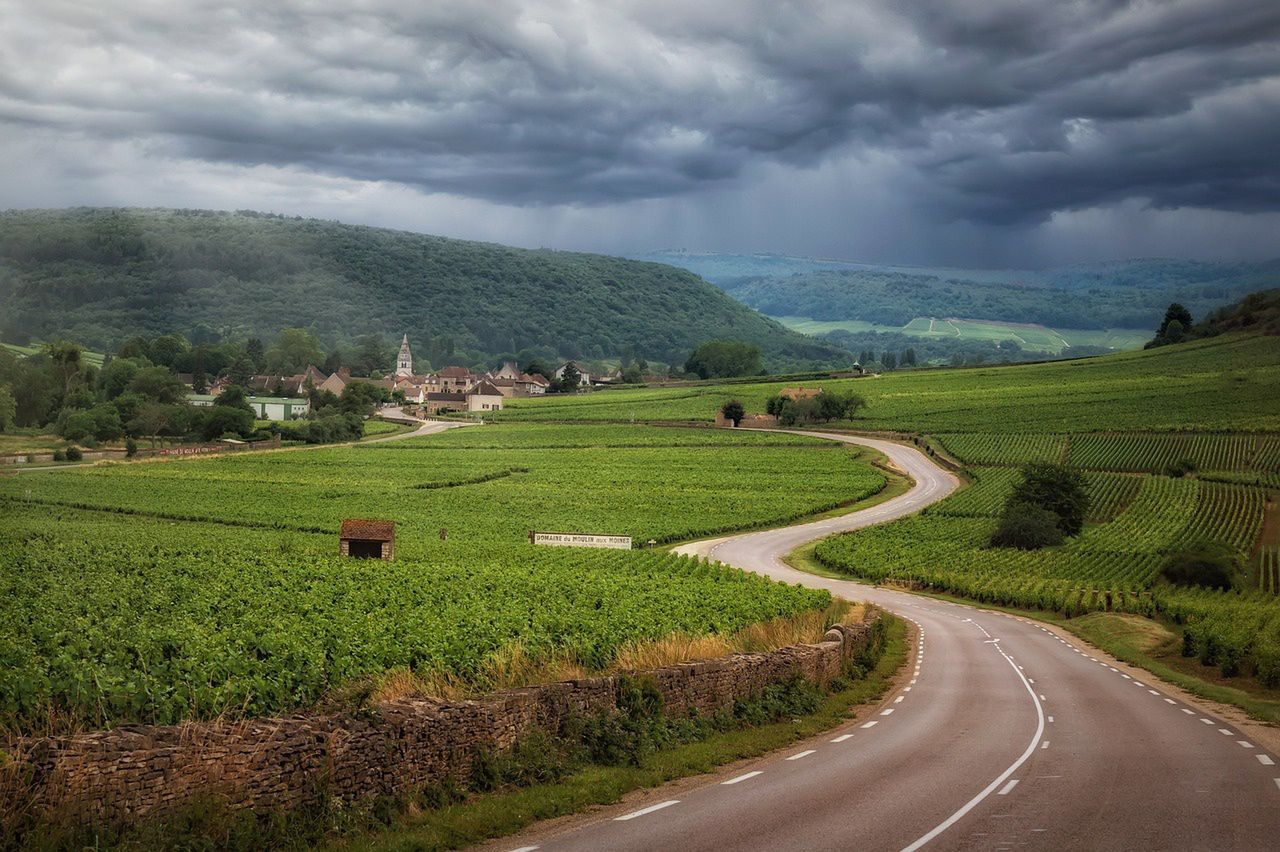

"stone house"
[467,379,505,412]
[339,519,395,560]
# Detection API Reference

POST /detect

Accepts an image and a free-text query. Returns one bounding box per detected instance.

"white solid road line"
[722,771,764,785]
[900,635,1046,852]
[614,800,680,821]
[787,750,816,761]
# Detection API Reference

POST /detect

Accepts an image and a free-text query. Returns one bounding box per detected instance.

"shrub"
[1160,541,1238,590]
[52,449,66,461]
[64,446,83,462]
[125,437,138,457]
[1165,458,1197,478]
[988,503,1064,550]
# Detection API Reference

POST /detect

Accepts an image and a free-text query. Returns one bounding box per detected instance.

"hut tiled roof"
[339,519,395,541]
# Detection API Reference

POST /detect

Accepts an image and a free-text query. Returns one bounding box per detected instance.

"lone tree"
[721,399,746,426]
[990,462,1090,549]
[1008,462,1090,536]
[554,362,582,393]
[1146,302,1194,348]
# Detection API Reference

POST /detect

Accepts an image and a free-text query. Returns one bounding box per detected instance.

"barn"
[339,519,396,560]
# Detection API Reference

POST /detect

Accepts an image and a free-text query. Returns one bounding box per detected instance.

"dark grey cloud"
[0,0,1278,240]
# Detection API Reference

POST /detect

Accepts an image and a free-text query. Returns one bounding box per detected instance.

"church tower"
[395,334,413,377]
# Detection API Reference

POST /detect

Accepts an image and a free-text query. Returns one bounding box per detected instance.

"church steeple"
[395,334,413,377]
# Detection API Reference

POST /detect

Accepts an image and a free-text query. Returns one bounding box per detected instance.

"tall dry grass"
[345,600,870,706]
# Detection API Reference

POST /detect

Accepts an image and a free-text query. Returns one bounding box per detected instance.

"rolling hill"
[636,251,1279,343]
[0,209,849,370]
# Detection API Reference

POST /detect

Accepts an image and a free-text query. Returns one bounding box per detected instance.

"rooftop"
[339,519,396,541]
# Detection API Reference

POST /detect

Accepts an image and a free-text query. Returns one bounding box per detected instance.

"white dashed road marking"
[615,801,680,821]
[787,750,816,761]
[997,780,1020,795]
[722,771,763,785]
[831,734,853,743]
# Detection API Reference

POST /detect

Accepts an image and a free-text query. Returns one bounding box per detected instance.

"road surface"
[487,432,1280,851]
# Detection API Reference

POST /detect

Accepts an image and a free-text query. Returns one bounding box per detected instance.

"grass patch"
[1066,612,1280,725]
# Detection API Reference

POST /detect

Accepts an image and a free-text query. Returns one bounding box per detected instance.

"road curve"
[487,431,1280,851]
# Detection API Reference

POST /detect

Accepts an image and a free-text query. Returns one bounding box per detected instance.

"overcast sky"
[1,0,1278,267]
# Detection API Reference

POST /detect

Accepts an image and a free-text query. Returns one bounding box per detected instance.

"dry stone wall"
[3,618,877,827]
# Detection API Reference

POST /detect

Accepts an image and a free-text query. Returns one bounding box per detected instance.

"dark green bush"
[989,503,1064,550]
[1160,541,1238,590]
[64,446,82,462]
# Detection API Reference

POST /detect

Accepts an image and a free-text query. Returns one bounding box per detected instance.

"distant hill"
[636,251,1280,332]
[0,209,848,370]
[1196,289,1280,338]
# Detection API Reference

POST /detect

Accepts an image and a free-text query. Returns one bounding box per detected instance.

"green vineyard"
[0,425,877,732]
[816,438,1280,683]
[498,335,1280,434]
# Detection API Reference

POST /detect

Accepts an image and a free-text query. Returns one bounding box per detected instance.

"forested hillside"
[0,209,847,370]
[640,251,1278,332]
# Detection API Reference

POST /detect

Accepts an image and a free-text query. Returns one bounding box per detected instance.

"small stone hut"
[339,519,396,560]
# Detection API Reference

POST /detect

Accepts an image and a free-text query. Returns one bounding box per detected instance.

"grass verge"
[332,616,907,852]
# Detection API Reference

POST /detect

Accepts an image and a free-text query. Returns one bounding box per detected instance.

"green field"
[813,450,1279,683]
[0,425,881,732]
[2,340,105,368]
[499,335,1280,688]
[775,315,1149,354]
[496,335,1280,433]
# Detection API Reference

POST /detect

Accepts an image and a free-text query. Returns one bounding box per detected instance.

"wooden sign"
[529,531,633,550]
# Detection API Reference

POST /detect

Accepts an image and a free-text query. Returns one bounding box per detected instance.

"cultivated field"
[0,425,881,732]
[500,335,1280,687]
[497,334,1280,433]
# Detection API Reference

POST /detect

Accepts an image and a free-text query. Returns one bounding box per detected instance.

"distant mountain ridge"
[0,208,848,370]
[635,250,1280,331]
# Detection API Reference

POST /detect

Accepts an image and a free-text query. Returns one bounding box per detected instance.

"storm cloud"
[0,0,1277,263]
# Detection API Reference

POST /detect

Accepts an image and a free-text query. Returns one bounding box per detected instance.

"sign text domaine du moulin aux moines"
[529,531,633,550]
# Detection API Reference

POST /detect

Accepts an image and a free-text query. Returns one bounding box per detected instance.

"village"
[188,335,597,420]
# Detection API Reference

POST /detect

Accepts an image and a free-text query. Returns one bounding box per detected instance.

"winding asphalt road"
[487,431,1280,851]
